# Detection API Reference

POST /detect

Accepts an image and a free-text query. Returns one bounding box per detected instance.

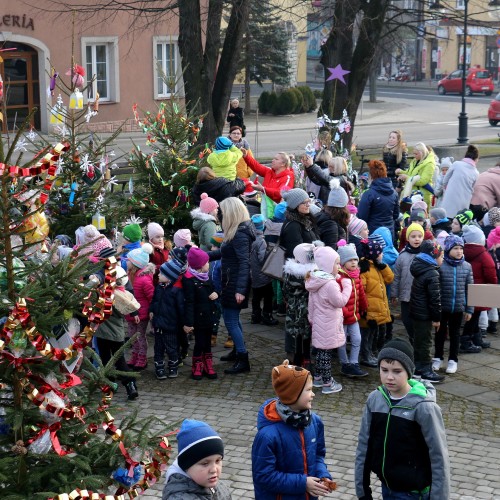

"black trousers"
[95,337,135,386]
[252,283,274,315]
[435,311,462,362]
[193,326,212,357]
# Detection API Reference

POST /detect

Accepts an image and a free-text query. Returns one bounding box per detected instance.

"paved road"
[113,312,500,499]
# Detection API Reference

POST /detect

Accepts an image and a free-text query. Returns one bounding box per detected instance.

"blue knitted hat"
[251,214,265,231]
[444,234,464,253]
[273,201,287,222]
[126,243,153,270]
[214,136,232,151]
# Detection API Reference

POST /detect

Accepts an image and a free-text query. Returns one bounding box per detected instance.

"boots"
[224,352,251,374]
[360,330,377,367]
[191,356,204,380]
[202,353,217,379]
[125,381,139,400]
[459,336,482,354]
[251,309,262,324]
[472,331,490,349]
[223,336,234,349]
[487,321,498,334]
[155,361,167,380]
[135,353,148,370]
[127,351,138,368]
[419,364,445,384]
[220,347,237,362]
[262,312,279,326]
[167,360,179,378]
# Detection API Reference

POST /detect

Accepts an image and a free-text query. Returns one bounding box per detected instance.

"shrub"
[289,88,304,114]
[258,91,270,114]
[313,89,323,100]
[267,91,278,115]
[276,89,298,115]
[298,86,317,112]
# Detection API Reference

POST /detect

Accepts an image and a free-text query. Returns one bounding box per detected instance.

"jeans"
[222,307,247,353]
[382,483,430,499]
[338,323,361,364]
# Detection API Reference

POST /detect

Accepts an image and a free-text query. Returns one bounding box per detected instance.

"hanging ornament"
[69,89,83,110]
[68,181,78,206]
[92,212,106,231]
[66,64,85,88]
[49,70,59,96]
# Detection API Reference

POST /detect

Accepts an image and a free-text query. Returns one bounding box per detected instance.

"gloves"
[375,262,387,270]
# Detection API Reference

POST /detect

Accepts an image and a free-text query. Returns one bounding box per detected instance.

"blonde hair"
[413,142,429,159]
[220,197,250,241]
[328,156,348,176]
[277,152,291,167]
[386,130,407,164]
[315,149,333,165]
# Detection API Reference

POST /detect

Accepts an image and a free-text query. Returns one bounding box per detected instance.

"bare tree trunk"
[369,67,377,103]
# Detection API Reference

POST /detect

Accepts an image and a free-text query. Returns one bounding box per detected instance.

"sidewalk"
[114,311,500,499]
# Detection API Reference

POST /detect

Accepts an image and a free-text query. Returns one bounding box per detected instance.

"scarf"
[188,267,209,281]
[404,243,422,254]
[444,253,464,267]
[285,209,314,231]
[341,267,360,279]
[276,400,312,429]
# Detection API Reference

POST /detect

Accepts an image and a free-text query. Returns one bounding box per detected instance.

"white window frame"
[153,36,183,99]
[456,0,465,9]
[81,36,119,103]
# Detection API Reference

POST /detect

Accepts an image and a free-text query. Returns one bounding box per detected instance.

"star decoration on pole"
[326,64,351,84]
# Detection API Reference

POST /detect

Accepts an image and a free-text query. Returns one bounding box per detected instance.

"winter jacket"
[304,163,353,204]
[338,268,367,324]
[252,398,331,500]
[409,255,441,321]
[220,221,256,309]
[306,270,352,349]
[403,153,437,208]
[95,307,127,342]
[207,146,243,180]
[464,243,498,312]
[391,250,419,302]
[373,227,399,268]
[149,245,170,286]
[431,218,452,237]
[441,158,479,218]
[359,260,394,326]
[226,105,244,128]
[305,160,328,200]
[234,145,253,179]
[209,260,222,294]
[434,172,446,206]
[250,230,272,288]
[313,210,345,249]
[182,272,216,329]
[191,177,245,206]
[355,380,450,500]
[244,155,295,203]
[382,148,408,188]
[281,212,319,260]
[263,219,283,245]
[163,461,232,500]
[126,263,155,321]
[439,259,474,314]
[357,178,399,236]
[470,166,500,210]
[191,208,218,251]
[149,282,185,332]
[120,240,142,270]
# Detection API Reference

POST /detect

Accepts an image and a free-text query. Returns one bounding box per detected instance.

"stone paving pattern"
[112,312,500,499]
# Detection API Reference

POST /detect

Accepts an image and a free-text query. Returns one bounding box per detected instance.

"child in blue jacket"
[252,360,335,499]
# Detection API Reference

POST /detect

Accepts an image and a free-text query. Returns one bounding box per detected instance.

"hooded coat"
[409,255,441,321]
[469,166,500,210]
[441,158,479,217]
[191,208,218,251]
[404,153,437,208]
[207,146,243,180]
[373,226,399,268]
[391,249,420,302]
[313,210,344,249]
[355,380,450,500]
[281,211,319,260]
[252,398,331,500]
[338,267,368,324]
[191,177,245,206]
[125,263,155,322]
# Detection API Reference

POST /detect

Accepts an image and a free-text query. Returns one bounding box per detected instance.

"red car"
[488,93,500,126]
[437,68,494,96]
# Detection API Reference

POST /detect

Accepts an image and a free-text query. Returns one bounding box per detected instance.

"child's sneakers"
[155,362,167,380]
[313,376,323,388]
[432,358,443,371]
[341,363,368,378]
[322,378,343,394]
[167,360,179,378]
[445,360,458,374]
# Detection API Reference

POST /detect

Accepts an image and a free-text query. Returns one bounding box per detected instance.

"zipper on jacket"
[451,267,456,312]
[299,429,310,500]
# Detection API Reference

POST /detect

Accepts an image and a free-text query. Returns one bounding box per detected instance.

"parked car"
[437,68,494,96]
[488,93,500,126]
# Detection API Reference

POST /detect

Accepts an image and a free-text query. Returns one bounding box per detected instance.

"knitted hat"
[411,200,428,212]
[187,247,209,270]
[308,202,321,216]
[199,193,219,214]
[274,201,287,222]
[173,229,192,248]
[314,246,340,273]
[272,359,311,406]
[251,214,265,231]
[210,232,224,248]
[410,209,426,223]
[406,222,425,237]
[455,209,473,227]
[488,207,500,226]
[170,246,188,267]
[348,217,367,237]
[293,243,316,264]
[177,419,224,472]
[327,178,348,208]
[347,204,358,215]
[444,234,464,253]
[430,207,447,220]
[215,136,232,151]
[487,226,500,249]
[439,157,454,170]
[462,224,486,246]
[337,242,358,265]
[115,266,129,287]
[436,230,449,249]
[368,233,386,250]
[127,243,153,269]
[411,192,423,204]
[160,259,184,282]
[419,240,442,259]
[378,337,415,379]
[91,235,113,257]
[360,239,383,260]
[122,223,142,243]
[147,222,164,240]
[282,188,309,210]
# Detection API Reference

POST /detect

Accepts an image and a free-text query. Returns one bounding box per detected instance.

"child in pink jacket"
[126,243,155,369]
[305,246,352,395]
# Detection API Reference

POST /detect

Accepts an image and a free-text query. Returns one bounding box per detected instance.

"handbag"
[261,237,286,281]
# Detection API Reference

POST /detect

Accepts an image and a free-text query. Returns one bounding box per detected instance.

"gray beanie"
[462,224,485,246]
[327,178,348,207]
[282,188,309,210]
[378,337,415,379]
[430,207,447,220]
[337,243,358,265]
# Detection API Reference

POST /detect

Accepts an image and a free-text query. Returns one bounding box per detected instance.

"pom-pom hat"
[348,217,367,237]
[419,240,442,259]
[337,242,358,265]
[378,338,415,379]
[173,229,192,248]
[360,239,383,260]
[123,223,142,243]
[187,247,209,270]
[147,222,164,240]
[293,243,316,264]
[488,207,500,226]
[127,243,153,269]
[272,359,311,405]
[199,193,219,214]
[170,246,188,267]
[455,209,473,227]
[487,226,500,249]
[177,419,224,472]
[327,178,348,208]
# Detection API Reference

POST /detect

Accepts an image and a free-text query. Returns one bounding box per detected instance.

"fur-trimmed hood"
[283,259,317,278]
[190,207,217,222]
[137,262,156,276]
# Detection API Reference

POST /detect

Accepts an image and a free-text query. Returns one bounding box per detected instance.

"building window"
[81,37,119,102]
[456,0,465,9]
[153,37,182,99]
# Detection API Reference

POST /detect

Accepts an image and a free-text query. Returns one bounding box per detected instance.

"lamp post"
[457,0,468,144]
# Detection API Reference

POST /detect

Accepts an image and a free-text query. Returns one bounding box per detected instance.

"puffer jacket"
[207,146,243,180]
[439,259,474,314]
[306,270,352,349]
[409,255,441,321]
[281,211,319,260]
[191,177,245,206]
[126,263,155,321]
[252,398,331,500]
[338,268,368,324]
[149,282,185,332]
[391,250,419,302]
[191,208,218,251]
[403,153,437,208]
[470,166,500,210]
[304,163,354,203]
[464,243,498,312]
[182,271,217,328]
[383,148,408,188]
[313,210,345,249]
[250,230,272,288]
[220,221,256,309]
[373,227,399,268]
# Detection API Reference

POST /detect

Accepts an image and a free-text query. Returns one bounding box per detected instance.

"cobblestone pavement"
[112,312,500,499]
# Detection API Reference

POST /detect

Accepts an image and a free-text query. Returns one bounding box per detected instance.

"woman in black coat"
[191,167,245,205]
[218,196,255,374]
